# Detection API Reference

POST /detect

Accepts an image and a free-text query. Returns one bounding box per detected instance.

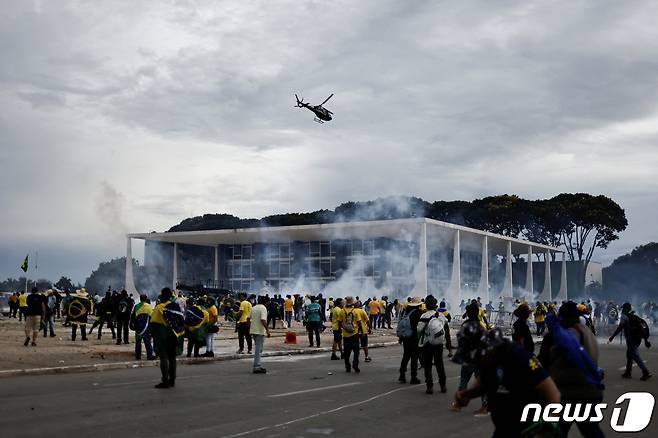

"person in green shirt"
[304,295,322,347]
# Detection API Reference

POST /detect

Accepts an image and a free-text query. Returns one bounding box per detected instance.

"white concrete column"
[124,237,138,295]
[541,250,552,302]
[477,236,489,303]
[414,222,428,296]
[214,245,219,286]
[525,245,534,295]
[500,241,513,298]
[173,242,178,291]
[446,230,461,310]
[556,252,568,302]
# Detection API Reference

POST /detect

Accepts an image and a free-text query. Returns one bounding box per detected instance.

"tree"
[603,242,658,301]
[468,195,525,238]
[552,193,628,268]
[85,257,137,293]
[54,276,75,291]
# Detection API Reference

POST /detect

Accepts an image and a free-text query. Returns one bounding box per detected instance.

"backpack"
[396,310,415,338]
[628,313,650,341]
[343,309,356,334]
[425,314,446,346]
[118,299,130,316]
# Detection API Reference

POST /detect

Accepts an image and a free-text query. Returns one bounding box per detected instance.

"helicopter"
[294,93,334,123]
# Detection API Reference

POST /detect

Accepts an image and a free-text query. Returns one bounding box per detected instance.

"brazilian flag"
[21,254,28,272]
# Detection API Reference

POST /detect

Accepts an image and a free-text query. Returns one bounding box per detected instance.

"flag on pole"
[21,254,29,272]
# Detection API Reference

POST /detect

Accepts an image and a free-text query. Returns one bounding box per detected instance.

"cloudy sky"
[1,0,658,283]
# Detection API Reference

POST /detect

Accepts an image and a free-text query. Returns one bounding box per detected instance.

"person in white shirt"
[250,295,271,374]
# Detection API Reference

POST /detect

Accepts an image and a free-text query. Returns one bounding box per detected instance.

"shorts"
[333,330,342,343]
[25,315,40,333]
[360,333,368,348]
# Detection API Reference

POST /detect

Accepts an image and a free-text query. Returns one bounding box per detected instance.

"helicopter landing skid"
[313,117,324,124]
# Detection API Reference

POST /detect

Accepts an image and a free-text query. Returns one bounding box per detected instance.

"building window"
[280,262,290,278]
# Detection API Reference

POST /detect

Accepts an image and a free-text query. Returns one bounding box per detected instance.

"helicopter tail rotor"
[295,94,304,107]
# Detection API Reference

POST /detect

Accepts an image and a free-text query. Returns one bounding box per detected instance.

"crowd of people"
[5,286,655,437]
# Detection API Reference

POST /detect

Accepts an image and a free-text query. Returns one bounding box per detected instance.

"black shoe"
[155,382,170,389]
[410,377,421,385]
[24,337,30,346]
[81,337,88,341]
[31,342,37,347]
[398,374,406,383]
[136,356,142,361]
[330,354,340,360]
[202,351,215,357]
[147,356,156,360]
[346,366,351,373]
[640,373,653,381]
[50,334,56,338]
[440,385,447,393]
[253,368,267,374]
[621,373,632,379]
[308,344,314,348]
[353,365,360,373]
[426,387,433,394]
[168,379,175,387]
[116,341,121,345]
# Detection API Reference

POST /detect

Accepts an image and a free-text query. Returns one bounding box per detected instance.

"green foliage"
[54,276,75,291]
[603,242,658,301]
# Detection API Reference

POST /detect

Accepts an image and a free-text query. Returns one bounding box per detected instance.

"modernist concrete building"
[125,217,568,308]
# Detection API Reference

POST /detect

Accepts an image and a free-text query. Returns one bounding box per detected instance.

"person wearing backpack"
[398,296,423,384]
[337,296,367,373]
[116,290,134,345]
[538,302,605,438]
[609,302,652,381]
[417,295,451,394]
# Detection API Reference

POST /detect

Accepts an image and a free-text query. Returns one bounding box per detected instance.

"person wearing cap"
[512,303,534,354]
[398,296,423,384]
[337,296,367,373]
[452,322,561,436]
[538,302,605,437]
[68,289,92,341]
[609,302,652,381]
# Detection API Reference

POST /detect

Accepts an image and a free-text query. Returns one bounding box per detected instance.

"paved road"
[1,342,656,438]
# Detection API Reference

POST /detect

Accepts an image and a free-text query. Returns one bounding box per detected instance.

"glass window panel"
[320,241,330,257]
[364,240,374,256]
[310,260,320,275]
[320,260,331,277]
[310,241,320,257]
[242,245,252,260]
[280,262,290,278]
[233,245,242,259]
[352,239,363,255]
[270,261,279,276]
[280,244,290,259]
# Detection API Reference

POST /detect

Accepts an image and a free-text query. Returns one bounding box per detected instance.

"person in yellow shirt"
[330,298,344,360]
[151,287,184,388]
[337,296,367,373]
[378,297,387,329]
[204,296,219,357]
[284,294,294,328]
[368,297,380,333]
[534,301,547,336]
[354,302,372,362]
[131,294,155,360]
[18,291,28,322]
[237,293,253,354]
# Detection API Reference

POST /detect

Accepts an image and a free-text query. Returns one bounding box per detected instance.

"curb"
[0,341,400,378]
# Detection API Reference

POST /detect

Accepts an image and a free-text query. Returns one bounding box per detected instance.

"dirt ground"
[0,315,399,372]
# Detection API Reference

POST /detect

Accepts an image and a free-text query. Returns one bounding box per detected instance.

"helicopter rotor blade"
[320,93,334,106]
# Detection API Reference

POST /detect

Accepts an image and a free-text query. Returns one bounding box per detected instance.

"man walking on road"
[250,295,271,374]
[23,287,45,347]
[337,296,367,373]
[609,302,652,381]
[304,295,322,347]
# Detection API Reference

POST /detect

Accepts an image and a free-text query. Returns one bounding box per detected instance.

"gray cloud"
[1,0,657,282]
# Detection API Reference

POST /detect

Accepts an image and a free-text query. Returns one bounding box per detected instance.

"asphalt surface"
[1,342,657,438]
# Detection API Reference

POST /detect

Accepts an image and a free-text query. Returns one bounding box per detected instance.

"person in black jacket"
[512,303,534,354]
[398,297,423,384]
[116,290,134,345]
[88,291,116,340]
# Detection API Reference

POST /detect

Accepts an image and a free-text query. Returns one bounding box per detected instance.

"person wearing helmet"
[452,322,561,437]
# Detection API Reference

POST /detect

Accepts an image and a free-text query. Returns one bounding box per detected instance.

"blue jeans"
[285,311,293,328]
[135,333,154,359]
[253,334,265,369]
[459,363,487,407]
